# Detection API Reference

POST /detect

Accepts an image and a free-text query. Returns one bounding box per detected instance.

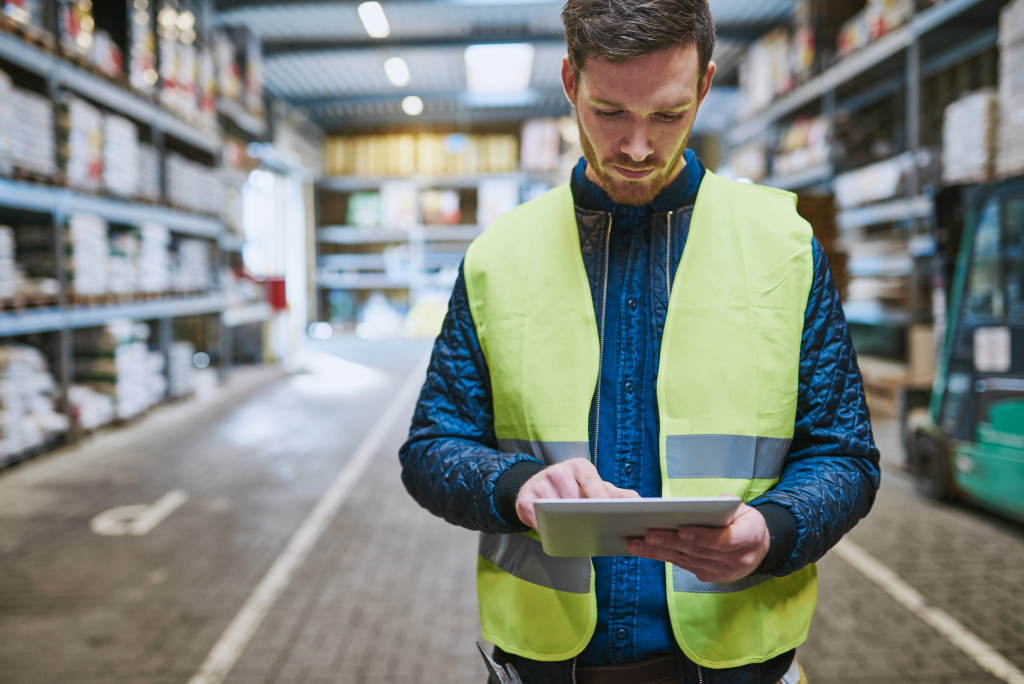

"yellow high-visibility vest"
[464,171,817,667]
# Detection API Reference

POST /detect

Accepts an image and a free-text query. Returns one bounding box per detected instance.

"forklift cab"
[908,175,1024,524]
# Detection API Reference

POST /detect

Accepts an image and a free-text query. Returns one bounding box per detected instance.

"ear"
[561,56,577,106]
[697,60,716,106]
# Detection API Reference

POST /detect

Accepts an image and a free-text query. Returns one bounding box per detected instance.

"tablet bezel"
[534,496,742,557]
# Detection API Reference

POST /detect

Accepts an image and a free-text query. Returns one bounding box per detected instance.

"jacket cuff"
[494,460,547,528]
[752,502,798,575]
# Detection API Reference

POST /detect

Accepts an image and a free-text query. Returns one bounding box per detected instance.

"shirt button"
[625,381,634,394]
[624,463,633,475]
[615,627,629,641]
[628,298,638,311]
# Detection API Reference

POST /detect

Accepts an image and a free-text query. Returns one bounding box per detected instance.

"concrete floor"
[0,336,1022,683]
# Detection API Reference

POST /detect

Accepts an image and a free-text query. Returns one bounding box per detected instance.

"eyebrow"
[589,96,695,111]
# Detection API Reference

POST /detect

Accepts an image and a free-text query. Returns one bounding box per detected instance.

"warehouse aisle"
[0,337,487,684]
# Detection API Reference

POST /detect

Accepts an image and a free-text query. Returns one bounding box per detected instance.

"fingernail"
[650,533,663,544]
[628,540,644,553]
[680,530,695,541]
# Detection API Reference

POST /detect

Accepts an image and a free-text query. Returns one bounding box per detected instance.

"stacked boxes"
[68,384,115,431]
[67,213,108,296]
[137,222,171,294]
[103,114,140,198]
[324,133,520,177]
[943,90,999,184]
[172,238,211,293]
[738,28,795,118]
[0,344,69,466]
[0,69,12,176]
[74,318,166,421]
[167,340,195,398]
[136,143,161,203]
[10,88,58,180]
[0,227,17,299]
[63,96,105,193]
[167,153,224,216]
[998,0,1024,177]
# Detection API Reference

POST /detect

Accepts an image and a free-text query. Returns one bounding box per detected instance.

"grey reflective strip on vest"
[673,566,772,594]
[479,533,591,594]
[665,435,791,479]
[497,439,589,466]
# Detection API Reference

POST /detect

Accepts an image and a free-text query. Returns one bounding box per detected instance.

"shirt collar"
[571,148,704,216]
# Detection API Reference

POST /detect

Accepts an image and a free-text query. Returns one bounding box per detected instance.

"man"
[399,1,880,682]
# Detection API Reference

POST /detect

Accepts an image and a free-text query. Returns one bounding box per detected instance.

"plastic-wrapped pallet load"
[63,97,105,193]
[68,384,115,431]
[136,144,161,203]
[137,222,170,294]
[108,230,140,296]
[10,88,58,180]
[75,318,167,421]
[0,344,69,467]
[942,89,998,184]
[0,69,13,176]
[103,114,140,198]
[167,341,196,398]
[173,238,211,293]
[0,227,17,299]
[167,153,224,216]
[67,213,109,297]
[999,0,1024,177]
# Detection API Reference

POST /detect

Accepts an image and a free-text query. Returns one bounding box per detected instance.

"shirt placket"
[608,215,649,663]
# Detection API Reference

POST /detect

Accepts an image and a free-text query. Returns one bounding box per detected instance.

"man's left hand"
[626,503,770,583]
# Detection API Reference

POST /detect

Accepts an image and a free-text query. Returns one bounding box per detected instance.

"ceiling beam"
[292,87,569,110]
[262,31,565,57]
[260,22,773,58]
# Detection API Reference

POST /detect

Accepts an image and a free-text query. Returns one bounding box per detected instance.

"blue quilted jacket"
[400,154,880,683]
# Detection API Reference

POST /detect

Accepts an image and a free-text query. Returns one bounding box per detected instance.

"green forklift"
[903,174,1024,524]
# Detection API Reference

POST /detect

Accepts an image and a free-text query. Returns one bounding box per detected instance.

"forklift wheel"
[912,432,954,501]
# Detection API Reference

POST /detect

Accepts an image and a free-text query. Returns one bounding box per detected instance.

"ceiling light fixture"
[402,95,424,116]
[357,2,390,39]
[384,57,410,87]
[464,43,534,93]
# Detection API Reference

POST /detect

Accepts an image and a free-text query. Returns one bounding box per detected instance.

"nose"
[621,122,653,162]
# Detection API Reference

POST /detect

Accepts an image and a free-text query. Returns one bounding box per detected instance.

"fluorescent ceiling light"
[357,1,390,39]
[465,43,534,93]
[384,57,410,87]
[402,95,424,116]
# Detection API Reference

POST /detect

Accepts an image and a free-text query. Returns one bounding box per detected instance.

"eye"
[655,112,683,122]
[595,109,623,119]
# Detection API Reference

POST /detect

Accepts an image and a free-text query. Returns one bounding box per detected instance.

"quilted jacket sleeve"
[749,239,881,576]
[399,263,544,533]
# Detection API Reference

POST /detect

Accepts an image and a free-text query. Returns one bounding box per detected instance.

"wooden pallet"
[0,293,60,311]
[0,15,54,52]
[11,166,62,186]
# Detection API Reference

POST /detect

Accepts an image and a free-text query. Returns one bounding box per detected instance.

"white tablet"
[534,497,742,557]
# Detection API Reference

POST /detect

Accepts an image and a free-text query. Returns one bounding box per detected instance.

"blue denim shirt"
[574,151,703,664]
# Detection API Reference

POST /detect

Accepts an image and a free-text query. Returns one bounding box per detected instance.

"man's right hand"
[515,458,640,530]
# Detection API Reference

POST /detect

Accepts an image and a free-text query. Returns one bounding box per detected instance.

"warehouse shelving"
[0,3,275,466]
[728,0,1008,387]
[315,165,561,326]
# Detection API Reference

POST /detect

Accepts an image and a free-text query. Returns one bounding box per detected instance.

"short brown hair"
[561,0,716,83]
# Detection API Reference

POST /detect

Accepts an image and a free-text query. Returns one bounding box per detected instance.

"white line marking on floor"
[90,490,188,536]
[187,358,429,684]
[834,538,1024,684]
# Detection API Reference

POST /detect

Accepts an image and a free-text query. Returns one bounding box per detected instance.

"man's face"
[562,45,715,206]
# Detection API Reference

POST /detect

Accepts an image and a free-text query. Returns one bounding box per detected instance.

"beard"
[576,112,690,206]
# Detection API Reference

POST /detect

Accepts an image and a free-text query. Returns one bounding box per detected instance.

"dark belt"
[575,655,681,684]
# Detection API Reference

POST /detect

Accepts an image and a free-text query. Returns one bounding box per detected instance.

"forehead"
[577,44,702,108]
